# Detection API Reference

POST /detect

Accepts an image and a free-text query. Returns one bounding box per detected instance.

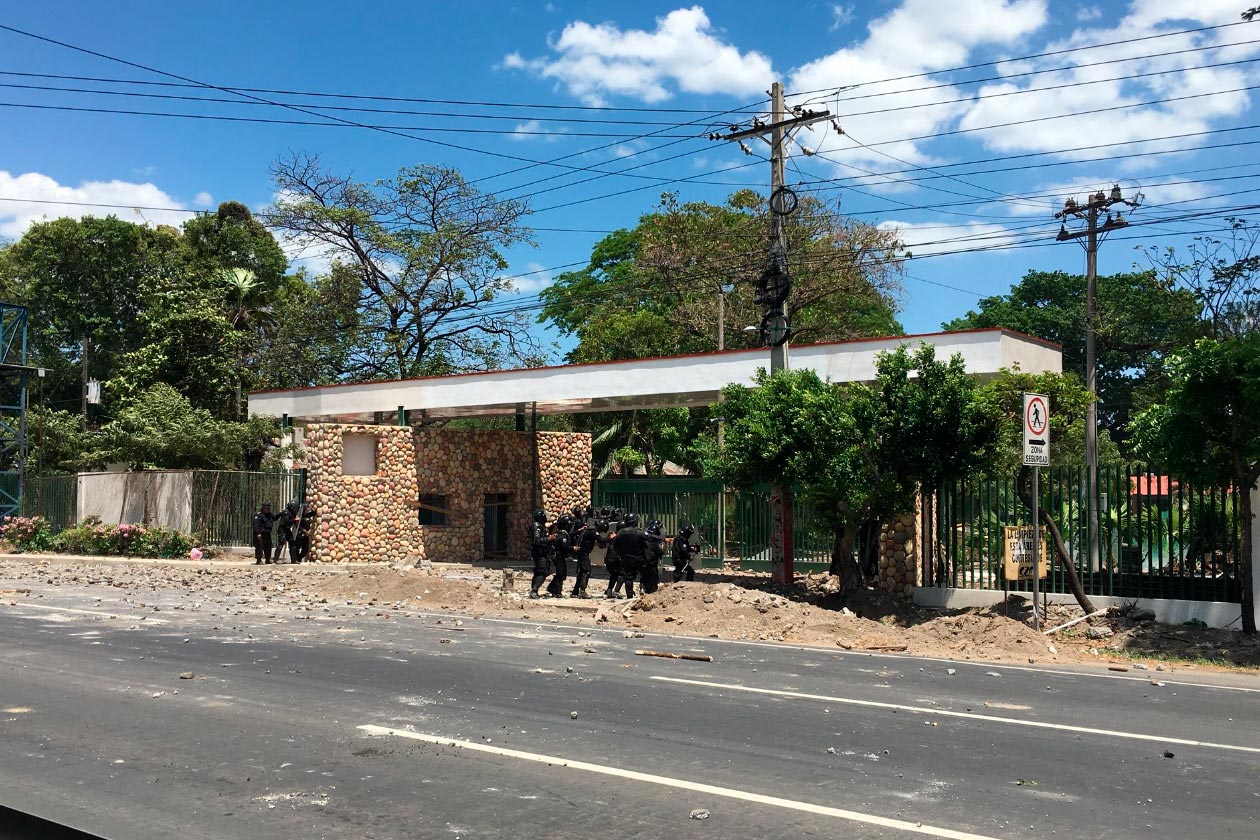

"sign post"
[1022,393,1050,631]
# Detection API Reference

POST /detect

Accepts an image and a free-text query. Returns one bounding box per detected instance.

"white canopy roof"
[248,328,1061,422]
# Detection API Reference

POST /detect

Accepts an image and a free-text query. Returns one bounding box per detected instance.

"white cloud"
[507,261,554,295]
[1075,6,1102,21]
[508,119,567,141]
[1005,174,1210,219]
[0,171,193,240]
[192,191,214,207]
[830,4,855,31]
[502,6,774,104]
[788,0,1049,170]
[959,2,1259,162]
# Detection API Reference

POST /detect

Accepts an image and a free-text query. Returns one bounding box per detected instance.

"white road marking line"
[650,676,1260,754]
[400,610,1260,694]
[1,602,162,622]
[358,725,1002,840]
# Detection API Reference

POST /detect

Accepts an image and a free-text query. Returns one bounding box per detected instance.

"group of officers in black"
[529,506,700,600]
[251,500,317,565]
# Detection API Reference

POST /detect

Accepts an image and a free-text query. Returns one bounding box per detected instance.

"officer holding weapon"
[672,524,699,582]
[568,515,597,599]
[529,509,552,599]
[546,514,574,597]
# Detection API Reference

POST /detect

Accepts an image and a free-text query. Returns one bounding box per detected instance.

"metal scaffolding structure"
[0,303,31,519]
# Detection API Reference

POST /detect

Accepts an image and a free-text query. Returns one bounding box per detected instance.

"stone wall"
[876,510,919,599]
[536,432,593,520]
[305,424,591,564]
[305,424,423,564]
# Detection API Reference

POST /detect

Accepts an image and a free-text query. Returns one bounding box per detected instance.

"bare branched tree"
[268,153,543,380]
[1145,218,1260,339]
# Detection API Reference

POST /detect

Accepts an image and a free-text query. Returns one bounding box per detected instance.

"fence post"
[1252,480,1259,632]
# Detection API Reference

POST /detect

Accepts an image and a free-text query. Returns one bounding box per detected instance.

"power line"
[0,100,704,138]
[0,79,733,126]
[0,68,756,114]
[0,23,758,192]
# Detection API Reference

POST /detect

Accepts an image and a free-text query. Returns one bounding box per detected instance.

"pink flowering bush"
[52,519,196,558]
[0,515,56,553]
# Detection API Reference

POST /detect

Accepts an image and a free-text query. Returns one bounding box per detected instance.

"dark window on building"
[484,493,510,559]
[418,493,449,527]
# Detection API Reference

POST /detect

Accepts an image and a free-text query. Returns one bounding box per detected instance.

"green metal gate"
[592,477,724,564]
[732,485,833,571]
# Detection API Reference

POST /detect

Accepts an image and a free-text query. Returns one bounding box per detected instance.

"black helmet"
[571,505,585,520]
[595,518,609,532]
[532,509,547,524]
[286,500,300,515]
[612,508,624,520]
[556,514,575,532]
[680,524,695,537]
[623,512,639,528]
[646,519,663,535]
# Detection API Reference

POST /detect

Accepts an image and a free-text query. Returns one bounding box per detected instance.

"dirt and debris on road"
[1,554,1257,672]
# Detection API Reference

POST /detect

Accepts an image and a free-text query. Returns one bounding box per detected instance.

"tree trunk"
[1017,465,1096,614]
[828,522,862,597]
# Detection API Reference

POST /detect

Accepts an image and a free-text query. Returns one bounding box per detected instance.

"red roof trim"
[249,326,1061,397]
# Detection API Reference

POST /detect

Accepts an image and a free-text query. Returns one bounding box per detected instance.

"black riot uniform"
[672,524,698,582]
[569,519,598,598]
[294,503,316,563]
[547,514,574,597]
[252,503,276,565]
[641,519,665,594]
[275,500,300,564]
[611,514,649,598]
[529,509,552,599]
[601,510,625,598]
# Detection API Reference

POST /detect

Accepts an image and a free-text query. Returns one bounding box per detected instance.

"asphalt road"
[1,580,1258,839]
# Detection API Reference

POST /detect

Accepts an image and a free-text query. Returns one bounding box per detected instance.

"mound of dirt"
[309,566,499,611]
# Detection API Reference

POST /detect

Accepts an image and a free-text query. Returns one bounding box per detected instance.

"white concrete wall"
[914,587,1244,630]
[76,471,193,533]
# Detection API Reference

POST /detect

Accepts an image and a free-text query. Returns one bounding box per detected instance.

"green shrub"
[50,519,198,558]
[0,516,56,553]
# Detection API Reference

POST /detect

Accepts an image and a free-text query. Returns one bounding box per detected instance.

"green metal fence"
[733,485,833,571]
[190,470,305,547]
[22,474,77,530]
[592,477,724,564]
[591,477,839,571]
[926,465,1243,603]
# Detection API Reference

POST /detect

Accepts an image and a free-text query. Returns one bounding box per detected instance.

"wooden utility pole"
[80,338,89,423]
[1055,186,1139,573]
[712,82,831,584]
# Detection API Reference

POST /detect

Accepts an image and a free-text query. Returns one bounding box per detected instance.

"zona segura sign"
[1022,392,1050,467]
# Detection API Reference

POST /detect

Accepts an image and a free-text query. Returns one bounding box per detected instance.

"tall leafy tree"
[943,269,1202,450]
[1131,336,1260,634]
[541,190,904,364]
[268,153,543,379]
[711,346,996,595]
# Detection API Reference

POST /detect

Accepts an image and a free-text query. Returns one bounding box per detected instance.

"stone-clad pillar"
[877,512,918,599]
[305,423,423,563]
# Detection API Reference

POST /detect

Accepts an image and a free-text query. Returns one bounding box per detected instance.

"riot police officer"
[601,509,626,598]
[672,524,699,582]
[275,500,300,564]
[529,509,552,599]
[642,519,665,594]
[569,515,598,599]
[547,514,574,597]
[252,502,276,565]
[612,513,649,598]
[294,502,316,563]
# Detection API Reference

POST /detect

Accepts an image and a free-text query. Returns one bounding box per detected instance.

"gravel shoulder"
[2,554,1257,674]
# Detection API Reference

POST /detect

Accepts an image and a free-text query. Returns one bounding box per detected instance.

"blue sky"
[1,1,1257,356]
